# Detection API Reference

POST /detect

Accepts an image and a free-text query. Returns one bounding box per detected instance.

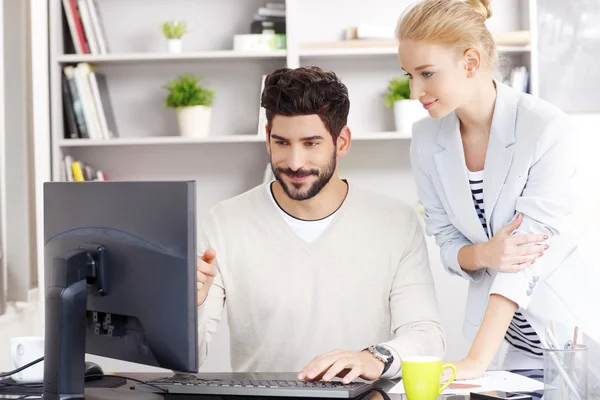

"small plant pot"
[393,99,428,135]
[168,39,182,53]
[176,105,212,138]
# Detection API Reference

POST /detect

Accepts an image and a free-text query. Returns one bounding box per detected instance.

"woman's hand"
[477,213,549,273]
[442,358,487,382]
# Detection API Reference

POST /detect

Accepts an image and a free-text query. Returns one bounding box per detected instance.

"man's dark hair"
[260,66,350,142]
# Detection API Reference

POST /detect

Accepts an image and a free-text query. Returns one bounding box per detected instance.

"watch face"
[374,345,392,357]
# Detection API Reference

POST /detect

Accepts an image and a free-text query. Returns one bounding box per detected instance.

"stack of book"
[63,155,106,182]
[234,2,286,51]
[62,0,109,54]
[62,62,118,140]
[250,2,286,35]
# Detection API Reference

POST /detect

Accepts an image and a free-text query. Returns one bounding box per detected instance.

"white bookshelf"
[56,50,288,64]
[41,0,539,373]
[298,44,531,58]
[57,131,410,147]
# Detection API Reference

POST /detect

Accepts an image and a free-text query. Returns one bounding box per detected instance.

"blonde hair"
[396,0,497,69]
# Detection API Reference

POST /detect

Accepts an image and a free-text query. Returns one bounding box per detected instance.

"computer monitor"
[42,181,198,400]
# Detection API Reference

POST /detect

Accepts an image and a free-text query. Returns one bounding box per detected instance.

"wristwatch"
[366,345,394,375]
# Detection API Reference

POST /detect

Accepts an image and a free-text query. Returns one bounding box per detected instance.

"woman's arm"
[458,213,547,273]
[448,294,517,380]
[411,125,546,280]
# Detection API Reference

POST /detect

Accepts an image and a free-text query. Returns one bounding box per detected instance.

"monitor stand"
[41,246,163,400]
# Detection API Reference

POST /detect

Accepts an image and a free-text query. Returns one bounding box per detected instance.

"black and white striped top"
[467,169,544,358]
[468,170,487,237]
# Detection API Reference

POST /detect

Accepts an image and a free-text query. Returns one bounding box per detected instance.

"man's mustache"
[276,168,319,178]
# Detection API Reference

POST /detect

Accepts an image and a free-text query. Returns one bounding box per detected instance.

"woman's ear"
[464,48,481,78]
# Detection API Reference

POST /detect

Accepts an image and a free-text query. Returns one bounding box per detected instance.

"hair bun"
[466,0,492,20]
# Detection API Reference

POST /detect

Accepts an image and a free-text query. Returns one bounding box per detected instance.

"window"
[0,0,38,315]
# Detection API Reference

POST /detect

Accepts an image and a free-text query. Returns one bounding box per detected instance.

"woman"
[396,0,599,380]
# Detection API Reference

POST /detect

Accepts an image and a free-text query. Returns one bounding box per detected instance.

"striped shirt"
[467,169,544,358]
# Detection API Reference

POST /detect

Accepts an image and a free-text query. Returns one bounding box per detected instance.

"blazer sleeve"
[489,113,577,309]
[410,130,486,282]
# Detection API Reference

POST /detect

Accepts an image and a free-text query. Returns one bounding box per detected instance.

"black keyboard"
[137,375,373,398]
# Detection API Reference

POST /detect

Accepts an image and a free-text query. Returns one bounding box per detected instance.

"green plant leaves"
[163,73,215,108]
[162,20,187,39]
[383,77,411,108]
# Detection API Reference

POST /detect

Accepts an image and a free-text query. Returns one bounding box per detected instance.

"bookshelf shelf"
[56,50,288,64]
[58,131,410,147]
[298,45,531,59]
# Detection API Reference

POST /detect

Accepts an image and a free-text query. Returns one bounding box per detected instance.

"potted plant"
[164,73,215,138]
[162,20,187,53]
[383,77,428,135]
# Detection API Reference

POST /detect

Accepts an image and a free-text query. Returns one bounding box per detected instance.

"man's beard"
[271,151,336,201]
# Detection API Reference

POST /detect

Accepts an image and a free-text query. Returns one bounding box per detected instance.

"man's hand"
[298,350,384,384]
[197,248,217,307]
[442,358,487,382]
[478,213,549,273]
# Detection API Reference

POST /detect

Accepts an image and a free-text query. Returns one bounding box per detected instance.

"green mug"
[401,356,457,400]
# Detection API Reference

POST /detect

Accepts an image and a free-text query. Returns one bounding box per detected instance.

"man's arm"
[379,211,446,380]
[197,214,226,368]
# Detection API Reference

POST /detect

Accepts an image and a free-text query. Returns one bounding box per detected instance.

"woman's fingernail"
[531,260,535,264]
[298,372,305,380]
[323,374,331,381]
[544,235,549,239]
[307,371,315,379]
[545,245,549,249]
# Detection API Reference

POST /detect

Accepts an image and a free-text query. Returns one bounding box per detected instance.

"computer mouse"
[84,361,104,381]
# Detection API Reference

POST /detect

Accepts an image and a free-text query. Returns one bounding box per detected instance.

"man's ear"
[265,124,271,154]
[464,48,481,78]
[337,126,351,158]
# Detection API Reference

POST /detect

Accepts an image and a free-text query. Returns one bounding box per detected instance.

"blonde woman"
[396,0,599,380]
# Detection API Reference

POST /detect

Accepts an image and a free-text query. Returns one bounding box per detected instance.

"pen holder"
[543,345,588,400]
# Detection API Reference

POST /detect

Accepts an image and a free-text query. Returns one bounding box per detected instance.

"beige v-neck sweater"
[197,182,445,380]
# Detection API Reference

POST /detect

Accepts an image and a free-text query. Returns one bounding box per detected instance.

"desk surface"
[0,371,544,400]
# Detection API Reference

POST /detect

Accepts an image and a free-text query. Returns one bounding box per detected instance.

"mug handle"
[11,343,21,368]
[438,363,457,395]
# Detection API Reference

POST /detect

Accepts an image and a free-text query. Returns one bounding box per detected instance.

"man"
[196,66,445,383]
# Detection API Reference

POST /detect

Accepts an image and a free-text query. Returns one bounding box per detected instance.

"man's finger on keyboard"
[322,357,355,382]
[341,367,362,385]
[298,350,344,381]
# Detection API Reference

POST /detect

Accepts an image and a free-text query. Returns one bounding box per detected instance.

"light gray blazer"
[410,80,599,348]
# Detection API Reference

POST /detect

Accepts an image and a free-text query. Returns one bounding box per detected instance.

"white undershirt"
[266,182,337,243]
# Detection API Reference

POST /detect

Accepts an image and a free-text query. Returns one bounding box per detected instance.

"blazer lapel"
[434,112,489,244]
[483,81,517,234]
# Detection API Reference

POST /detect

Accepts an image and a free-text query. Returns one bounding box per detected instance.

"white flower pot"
[393,99,429,136]
[176,105,212,138]
[168,39,182,53]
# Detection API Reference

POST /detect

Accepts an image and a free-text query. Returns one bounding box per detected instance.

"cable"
[0,374,168,394]
[86,374,169,393]
[0,357,167,394]
[0,357,44,378]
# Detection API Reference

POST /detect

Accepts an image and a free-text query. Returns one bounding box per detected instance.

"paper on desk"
[389,371,544,395]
